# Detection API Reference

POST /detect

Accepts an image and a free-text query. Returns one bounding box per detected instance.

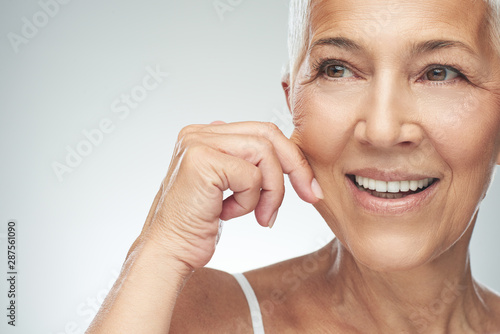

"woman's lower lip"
[345,176,439,215]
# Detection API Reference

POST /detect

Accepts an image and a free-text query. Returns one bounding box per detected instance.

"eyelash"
[417,64,467,86]
[311,58,357,81]
[311,58,469,86]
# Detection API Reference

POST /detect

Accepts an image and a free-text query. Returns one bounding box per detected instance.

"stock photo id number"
[5,220,17,327]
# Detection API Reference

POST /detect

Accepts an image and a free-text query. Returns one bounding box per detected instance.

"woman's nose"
[354,76,424,149]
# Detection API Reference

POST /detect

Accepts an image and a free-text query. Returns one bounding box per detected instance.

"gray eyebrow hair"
[410,39,478,57]
[309,37,362,52]
[309,37,478,57]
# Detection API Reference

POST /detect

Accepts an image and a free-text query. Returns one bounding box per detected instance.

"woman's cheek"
[291,83,364,166]
[416,89,499,208]
[416,89,499,169]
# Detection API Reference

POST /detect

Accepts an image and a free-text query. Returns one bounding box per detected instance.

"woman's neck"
[323,229,493,333]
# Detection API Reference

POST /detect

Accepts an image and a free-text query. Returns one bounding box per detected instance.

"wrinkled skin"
[89,1,500,333]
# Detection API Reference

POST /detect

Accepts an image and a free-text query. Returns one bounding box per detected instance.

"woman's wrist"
[86,235,195,333]
[126,234,195,280]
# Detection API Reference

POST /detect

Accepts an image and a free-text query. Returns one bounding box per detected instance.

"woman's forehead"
[308,0,491,52]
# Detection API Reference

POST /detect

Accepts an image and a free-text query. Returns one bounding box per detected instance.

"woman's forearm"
[85,238,193,334]
[85,120,320,333]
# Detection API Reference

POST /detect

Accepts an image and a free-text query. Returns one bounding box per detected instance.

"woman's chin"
[344,237,436,273]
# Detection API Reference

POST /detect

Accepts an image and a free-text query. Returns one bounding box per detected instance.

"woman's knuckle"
[174,133,198,157]
[177,125,192,140]
[259,137,274,151]
[249,165,263,184]
[183,144,210,163]
[184,132,204,145]
[263,121,280,134]
[296,156,311,170]
[245,136,274,155]
[178,124,201,141]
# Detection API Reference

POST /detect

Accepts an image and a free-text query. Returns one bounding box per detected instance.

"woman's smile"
[352,175,436,195]
[286,0,500,272]
[345,171,440,215]
[88,0,500,333]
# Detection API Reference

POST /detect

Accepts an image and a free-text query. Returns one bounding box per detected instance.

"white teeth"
[363,177,370,189]
[354,176,435,193]
[387,181,400,193]
[400,181,410,192]
[375,180,387,192]
[368,178,376,190]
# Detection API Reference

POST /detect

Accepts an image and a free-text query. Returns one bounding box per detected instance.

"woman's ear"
[281,75,292,115]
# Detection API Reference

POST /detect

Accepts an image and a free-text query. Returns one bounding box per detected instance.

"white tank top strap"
[232,273,266,334]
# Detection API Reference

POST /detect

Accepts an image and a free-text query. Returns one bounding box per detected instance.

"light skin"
[86,0,500,333]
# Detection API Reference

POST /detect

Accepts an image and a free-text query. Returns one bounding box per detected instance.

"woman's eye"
[424,67,460,81]
[324,64,354,78]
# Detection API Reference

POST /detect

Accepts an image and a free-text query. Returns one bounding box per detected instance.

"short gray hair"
[487,0,500,53]
[285,0,500,88]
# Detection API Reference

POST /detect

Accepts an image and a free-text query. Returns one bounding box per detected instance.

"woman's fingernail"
[268,210,279,229]
[311,178,324,199]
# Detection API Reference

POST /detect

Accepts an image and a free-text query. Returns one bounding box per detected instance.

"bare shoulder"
[170,267,254,334]
[476,282,500,328]
[170,243,334,333]
[242,244,335,333]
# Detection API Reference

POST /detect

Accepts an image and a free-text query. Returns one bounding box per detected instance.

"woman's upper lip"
[346,168,441,182]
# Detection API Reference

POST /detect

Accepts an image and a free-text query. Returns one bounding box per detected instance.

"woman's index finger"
[201,121,323,203]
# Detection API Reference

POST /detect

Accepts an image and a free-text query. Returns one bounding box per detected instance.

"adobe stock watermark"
[51,270,120,334]
[51,65,169,183]
[269,106,294,136]
[409,278,468,333]
[228,235,333,331]
[213,0,244,21]
[348,2,402,40]
[7,0,72,54]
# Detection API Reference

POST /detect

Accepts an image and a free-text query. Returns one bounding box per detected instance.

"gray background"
[0,1,498,333]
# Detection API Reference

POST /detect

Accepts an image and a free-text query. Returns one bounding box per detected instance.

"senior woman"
[87,0,500,332]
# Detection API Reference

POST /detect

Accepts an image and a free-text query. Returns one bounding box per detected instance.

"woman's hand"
[86,121,324,334]
[139,121,324,272]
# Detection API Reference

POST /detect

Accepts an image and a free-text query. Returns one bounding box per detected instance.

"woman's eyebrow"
[410,40,479,57]
[309,37,362,53]
[309,37,479,58]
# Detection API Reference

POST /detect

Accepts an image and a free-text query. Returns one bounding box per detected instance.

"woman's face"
[288,0,500,271]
